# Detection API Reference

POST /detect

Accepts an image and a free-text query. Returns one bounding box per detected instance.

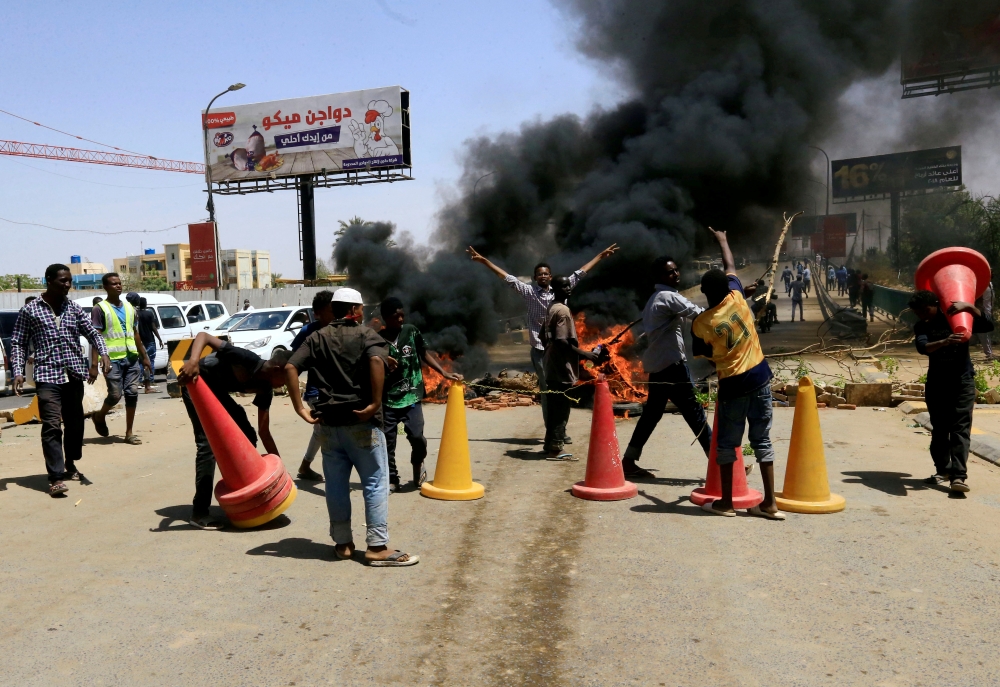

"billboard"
[203,86,409,183]
[188,222,218,289]
[831,147,961,200]
[792,214,855,257]
[902,10,1000,84]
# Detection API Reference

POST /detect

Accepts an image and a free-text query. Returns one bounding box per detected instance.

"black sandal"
[92,415,109,437]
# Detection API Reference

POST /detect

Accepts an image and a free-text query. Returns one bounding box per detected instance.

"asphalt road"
[3,391,1000,685]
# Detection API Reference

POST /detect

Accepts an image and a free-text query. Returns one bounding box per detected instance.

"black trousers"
[926,372,976,480]
[182,386,257,516]
[384,402,428,485]
[625,363,712,460]
[37,380,85,482]
[544,381,576,454]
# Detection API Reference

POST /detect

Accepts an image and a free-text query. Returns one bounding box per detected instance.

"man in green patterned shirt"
[379,297,463,491]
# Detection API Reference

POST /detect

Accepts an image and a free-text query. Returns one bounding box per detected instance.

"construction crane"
[0,139,204,174]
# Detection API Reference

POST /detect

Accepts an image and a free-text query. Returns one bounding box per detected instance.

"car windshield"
[157,305,186,329]
[233,311,290,331]
[217,314,247,331]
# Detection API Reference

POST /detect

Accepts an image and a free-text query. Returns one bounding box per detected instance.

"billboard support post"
[891,191,900,269]
[298,175,317,282]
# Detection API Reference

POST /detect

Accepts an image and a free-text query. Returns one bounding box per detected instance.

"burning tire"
[612,401,643,417]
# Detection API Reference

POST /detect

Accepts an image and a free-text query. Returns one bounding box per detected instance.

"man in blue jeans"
[692,226,783,520]
[286,288,418,567]
[136,297,162,393]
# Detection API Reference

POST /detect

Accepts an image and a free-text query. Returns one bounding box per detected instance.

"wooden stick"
[756,211,802,323]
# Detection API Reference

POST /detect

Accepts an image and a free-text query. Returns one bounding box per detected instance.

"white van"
[178,301,230,332]
[75,293,191,372]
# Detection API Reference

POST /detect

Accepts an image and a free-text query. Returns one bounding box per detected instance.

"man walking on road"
[621,256,712,479]
[285,288,419,566]
[10,264,110,497]
[789,274,805,322]
[90,273,152,445]
[136,297,162,393]
[802,264,811,297]
[780,265,792,295]
[467,243,618,440]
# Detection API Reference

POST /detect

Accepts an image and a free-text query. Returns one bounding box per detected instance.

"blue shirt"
[111,303,127,331]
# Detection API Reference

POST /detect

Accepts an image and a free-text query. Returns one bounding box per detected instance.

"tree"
[0,274,43,290]
[335,216,394,247]
[271,272,285,288]
[140,275,170,292]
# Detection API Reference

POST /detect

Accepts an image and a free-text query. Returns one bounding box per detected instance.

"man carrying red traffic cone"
[691,226,783,520]
[178,332,290,530]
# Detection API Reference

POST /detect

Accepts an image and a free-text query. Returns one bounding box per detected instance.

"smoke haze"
[334,0,1000,374]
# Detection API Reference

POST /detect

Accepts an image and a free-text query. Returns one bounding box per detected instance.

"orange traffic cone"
[776,377,845,514]
[186,377,296,527]
[914,247,991,342]
[572,379,637,501]
[689,402,763,508]
[421,383,484,500]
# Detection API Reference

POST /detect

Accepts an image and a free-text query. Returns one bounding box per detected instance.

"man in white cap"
[286,288,418,566]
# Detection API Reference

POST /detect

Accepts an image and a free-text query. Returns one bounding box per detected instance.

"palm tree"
[335,216,395,247]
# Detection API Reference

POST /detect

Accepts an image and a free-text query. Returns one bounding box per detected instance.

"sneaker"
[950,478,970,493]
[924,474,948,485]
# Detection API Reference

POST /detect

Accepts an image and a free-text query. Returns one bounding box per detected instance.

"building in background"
[68,255,108,290]
[164,243,192,288]
[113,248,167,283]
[222,249,271,289]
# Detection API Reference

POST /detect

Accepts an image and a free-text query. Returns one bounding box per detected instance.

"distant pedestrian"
[802,265,812,297]
[860,273,875,322]
[378,296,462,491]
[847,269,860,307]
[781,265,792,295]
[541,276,604,460]
[622,256,712,478]
[789,275,805,322]
[243,299,254,312]
[692,227,782,520]
[836,266,848,296]
[136,297,163,393]
[285,288,419,566]
[826,265,835,291]
[467,243,618,441]
[10,264,110,497]
[90,274,151,444]
[910,290,994,494]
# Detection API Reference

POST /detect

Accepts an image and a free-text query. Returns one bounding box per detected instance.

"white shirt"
[641,284,704,374]
[243,305,255,311]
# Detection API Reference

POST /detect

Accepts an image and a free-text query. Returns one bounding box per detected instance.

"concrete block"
[772,392,787,402]
[845,383,893,407]
[816,393,846,408]
[972,434,1000,467]
[82,374,109,415]
[985,388,1000,405]
[838,404,857,410]
[898,401,928,415]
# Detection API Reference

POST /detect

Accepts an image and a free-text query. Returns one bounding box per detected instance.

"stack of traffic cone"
[421,383,485,501]
[572,379,637,501]
[914,247,991,342]
[689,403,763,508]
[186,377,296,528]
[776,377,845,514]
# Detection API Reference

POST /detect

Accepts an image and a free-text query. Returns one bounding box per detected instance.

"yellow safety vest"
[98,300,138,360]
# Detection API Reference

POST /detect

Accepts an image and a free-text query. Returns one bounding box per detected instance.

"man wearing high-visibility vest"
[90,273,152,444]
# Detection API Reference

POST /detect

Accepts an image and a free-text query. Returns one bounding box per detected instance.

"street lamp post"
[203,83,245,294]
[808,145,830,215]
[473,171,496,199]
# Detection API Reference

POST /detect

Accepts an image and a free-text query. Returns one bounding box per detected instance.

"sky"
[0,0,624,278]
[4,2,1000,280]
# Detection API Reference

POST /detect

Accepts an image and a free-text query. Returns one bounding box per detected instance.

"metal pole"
[808,146,830,215]
[203,83,245,295]
[299,175,317,282]
[890,191,900,268]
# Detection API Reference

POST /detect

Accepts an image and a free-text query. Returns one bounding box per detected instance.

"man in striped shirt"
[11,264,110,497]
[467,244,618,433]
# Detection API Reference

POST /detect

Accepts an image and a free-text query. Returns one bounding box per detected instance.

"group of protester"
[778,261,876,322]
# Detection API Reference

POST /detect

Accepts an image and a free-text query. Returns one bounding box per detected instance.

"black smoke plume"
[334,0,998,374]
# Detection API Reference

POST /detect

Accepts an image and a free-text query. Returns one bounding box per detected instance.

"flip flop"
[746,505,786,520]
[92,415,109,437]
[335,544,356,561]
[368,551,420,567]
[297,466,324,482]
[701,500,736,517]
[189,515,226,530]
[545,453,577,461]
[124,435,142,445]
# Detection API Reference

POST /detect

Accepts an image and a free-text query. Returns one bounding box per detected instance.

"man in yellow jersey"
[691,227,784,520]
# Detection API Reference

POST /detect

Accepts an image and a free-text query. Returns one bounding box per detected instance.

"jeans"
[143,341,157,384]
[837,281,846,296]
[791,299,803,321]
[803,280,811,296]
[383,403,428,484]
[317,423,389,547]
[716,385,775,466]
[625,362,711,461]
[926,372,975,480]
[37,380,85,482]
[302,399,322,465]
[862,299,875,321]
[849,287,859,308]
[104,357,141,409]
[543,381,576,454]
[783,278,791,295]
[182,385,258,516]
[530,347,549,426]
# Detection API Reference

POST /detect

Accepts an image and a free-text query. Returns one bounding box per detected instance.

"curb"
[913,412,1000,467]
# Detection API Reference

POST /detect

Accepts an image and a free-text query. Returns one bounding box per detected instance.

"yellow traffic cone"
[420,383,485,501]
[775,377,846,514]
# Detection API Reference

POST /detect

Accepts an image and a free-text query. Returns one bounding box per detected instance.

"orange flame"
[421,353,455,403]
[574,313,647,402]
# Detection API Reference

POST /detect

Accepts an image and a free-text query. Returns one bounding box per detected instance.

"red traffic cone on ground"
[914,247,991,342]
[689,402,763,509]
[571,378,638,501]
[186,377,296,528]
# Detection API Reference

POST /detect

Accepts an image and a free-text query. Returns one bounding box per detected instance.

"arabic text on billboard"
[902,11,1000,83]
[203,86,408,183]
[831,147,961,200]
[188,222,218,289]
